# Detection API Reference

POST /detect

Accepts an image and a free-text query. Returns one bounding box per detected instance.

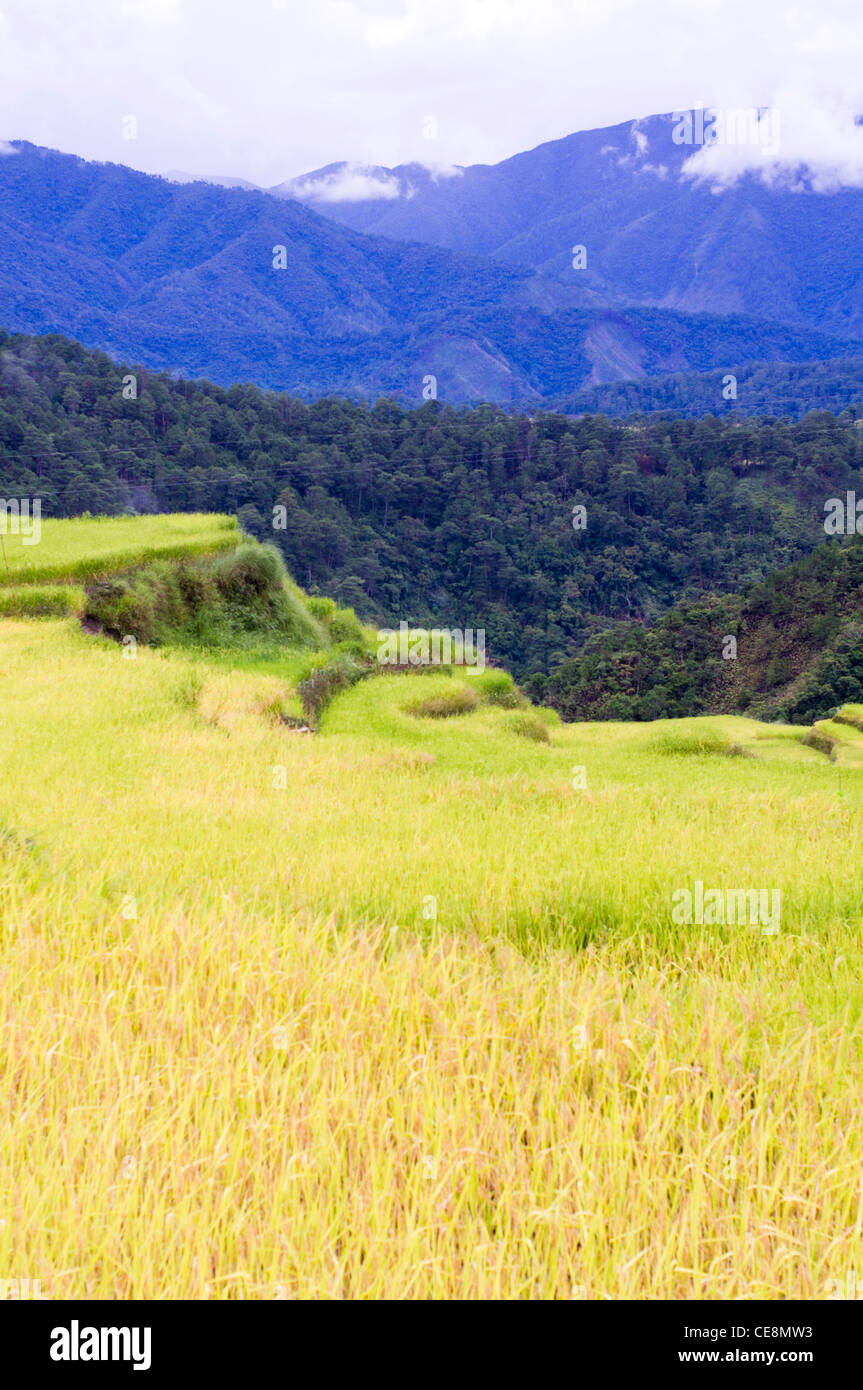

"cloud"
[425,163,464,182]
[680,97,863,191]
[0,139,18,155]
[287,164,402,203]
[1,0,863,192]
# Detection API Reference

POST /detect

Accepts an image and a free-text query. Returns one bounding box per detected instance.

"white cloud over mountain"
[681,96,863,191]
[286,165,402,203]
[0,0,862,191]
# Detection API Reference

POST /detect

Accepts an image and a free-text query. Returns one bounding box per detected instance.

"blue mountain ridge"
[0,119,861,406]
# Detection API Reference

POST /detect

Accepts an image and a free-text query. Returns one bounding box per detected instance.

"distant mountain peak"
[161,169,260,191]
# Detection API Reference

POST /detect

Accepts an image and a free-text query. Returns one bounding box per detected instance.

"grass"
[1,619,863,1298]
[0,583,84,617]
[833,705,863,734]
[406,685,480,718]
[800,726,838,760]
[650,725,748,757]
[472,668,524,708]
[0,513,240,586]
[1,515,863,1300]
[506,709,551,742]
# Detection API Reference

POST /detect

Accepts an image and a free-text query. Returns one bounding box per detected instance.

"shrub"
[297,653,368,728]
[506,711,551,743]
[474,669,524,708]
[327,606,366,645]
[332,638,369,661]
[651,728,748,757]
[144,560,187,632]
[176,562,218,610]
[305,595,337,621]
[84,542,325,650]
[84,576,159,645]
[407,686,480,718]
[214,543,285,601]
[265,582,326,648]
[306,594,367,648]
[533,705,561,726]
[800,728,837,759]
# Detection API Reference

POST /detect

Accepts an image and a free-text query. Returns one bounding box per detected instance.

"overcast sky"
[1,0,863,189]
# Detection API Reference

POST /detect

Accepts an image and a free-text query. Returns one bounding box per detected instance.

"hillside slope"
[540,537,863,723]
[3,331,863,678]
[556,355,863,421]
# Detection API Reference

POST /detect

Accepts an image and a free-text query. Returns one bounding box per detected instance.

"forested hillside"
[3,330,863,679]
[559,356,863,421]
[536,538,863,723]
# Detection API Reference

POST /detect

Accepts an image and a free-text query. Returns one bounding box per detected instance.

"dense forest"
[534,538,863,723]
[3,330,863,687]
[560,356,863,421]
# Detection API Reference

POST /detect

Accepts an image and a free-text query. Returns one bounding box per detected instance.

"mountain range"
[280,113,863,338]
[0,113,862,408]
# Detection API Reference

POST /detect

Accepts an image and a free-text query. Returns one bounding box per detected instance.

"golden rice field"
[1,603,863,1298]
